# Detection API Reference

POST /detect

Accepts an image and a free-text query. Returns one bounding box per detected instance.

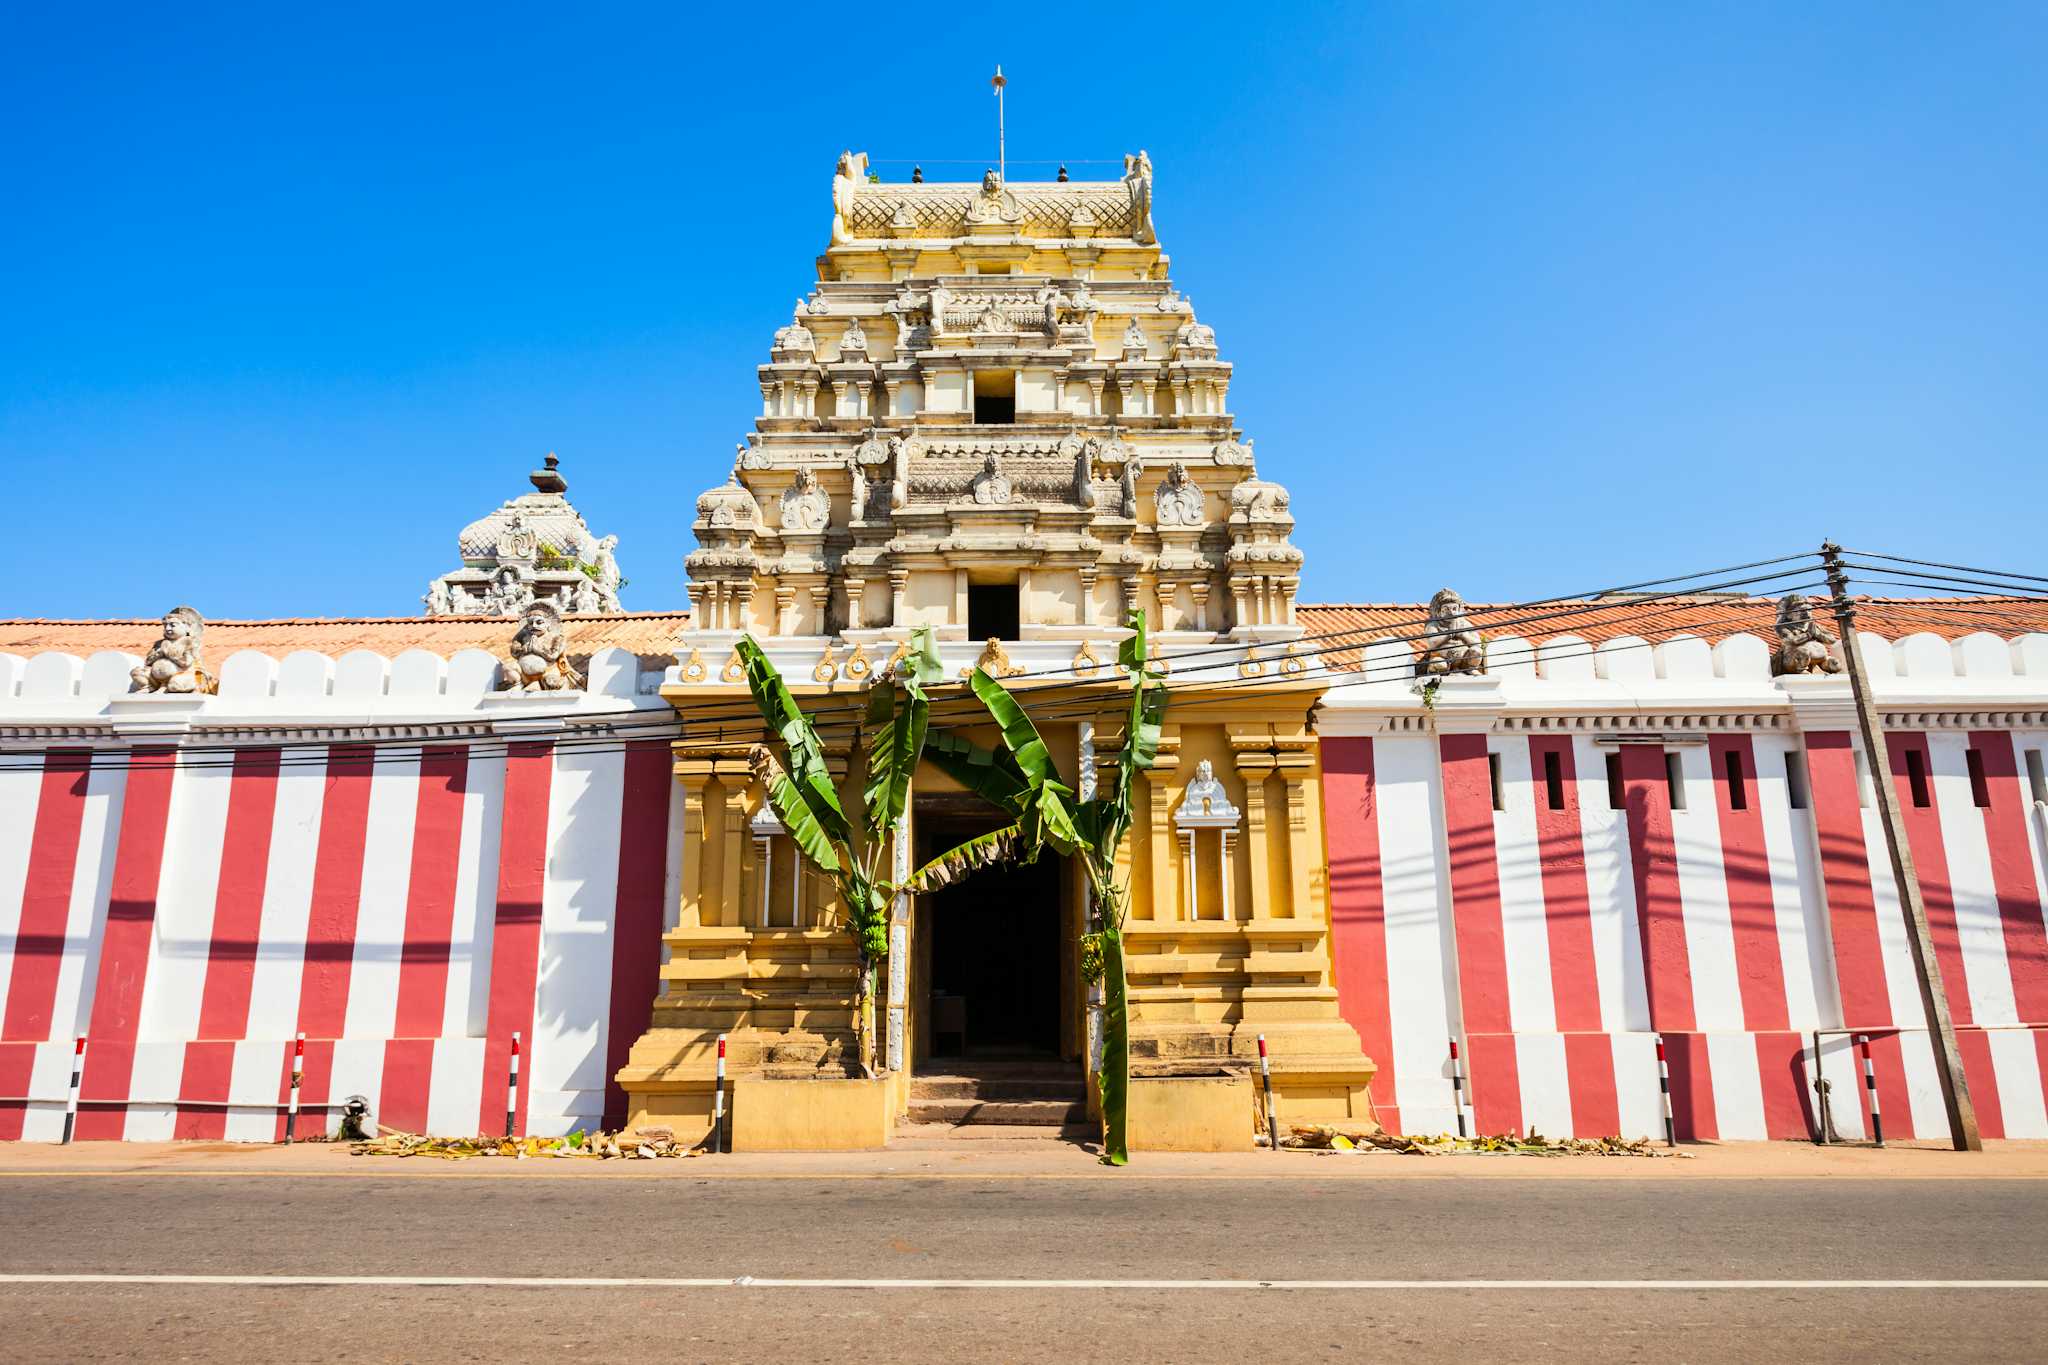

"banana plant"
[910,610,1167,1164]
[737,627,944,1077]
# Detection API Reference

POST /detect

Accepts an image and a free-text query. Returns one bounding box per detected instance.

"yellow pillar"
[675,760,714,930]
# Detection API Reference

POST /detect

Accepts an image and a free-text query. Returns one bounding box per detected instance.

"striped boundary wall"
[1323,721,2048,1140]
[0,646,685,1143]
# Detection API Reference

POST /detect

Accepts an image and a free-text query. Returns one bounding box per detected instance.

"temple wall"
[0,645,682,1141]
[1321,630,2048,1140]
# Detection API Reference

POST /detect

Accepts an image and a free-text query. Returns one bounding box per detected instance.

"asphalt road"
[3,1174,2045,1361]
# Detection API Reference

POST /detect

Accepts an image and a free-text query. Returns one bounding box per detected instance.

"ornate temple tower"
[678,150,1301,650]
[619,154,1374,1146]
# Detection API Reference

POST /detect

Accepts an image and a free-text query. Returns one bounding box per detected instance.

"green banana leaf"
[861,627,941,841]
[753,749,844,875]
[923,728,1032,815]
[737,636,850,846]
[968,667,1062,787]
[906,822,1023,892]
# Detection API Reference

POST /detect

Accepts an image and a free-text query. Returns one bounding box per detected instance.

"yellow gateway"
[615,152,1377,1149]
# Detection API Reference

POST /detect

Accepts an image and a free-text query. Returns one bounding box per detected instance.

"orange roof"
[1296,597,2048,672]
[1,599,2040,673]
[0,612,691,661]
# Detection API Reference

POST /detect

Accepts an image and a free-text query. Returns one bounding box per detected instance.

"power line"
[1844,549,2048,587]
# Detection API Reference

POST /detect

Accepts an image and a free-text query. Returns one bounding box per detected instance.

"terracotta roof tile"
[2,598,2041,675]
[0,612,691,661]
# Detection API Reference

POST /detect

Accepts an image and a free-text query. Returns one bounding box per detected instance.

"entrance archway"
[914,805,1070,1064]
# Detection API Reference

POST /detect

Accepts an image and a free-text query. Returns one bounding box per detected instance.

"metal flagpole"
[1819,541,1980,1151]
[993,65,1006,181]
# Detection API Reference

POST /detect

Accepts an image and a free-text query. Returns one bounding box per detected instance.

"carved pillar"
[1079,565,1098,627]
[844,576,866,631]
[774,585,795,637]
[889,569,909,627]
[1140,727,1181,922]
[734,581,757,634]
[714,758,750,927]
[675,761,714,929]
[1189,581,1210,634]
[808,585,828,636]
[1144,768,1177,921]
[1277,748,1317,920]
[1235,750,1276,919]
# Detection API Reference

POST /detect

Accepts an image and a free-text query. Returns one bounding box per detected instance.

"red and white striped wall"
[0,644,684,1142]
[1322,631,2048,1141]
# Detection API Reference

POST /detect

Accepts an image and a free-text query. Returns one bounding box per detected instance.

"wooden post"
[1819,541,1980,1152]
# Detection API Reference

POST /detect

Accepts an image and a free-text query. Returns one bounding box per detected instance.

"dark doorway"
[922,819,1062,1057]
[967,583,1020,641]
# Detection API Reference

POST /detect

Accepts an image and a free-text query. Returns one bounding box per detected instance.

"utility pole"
[992,65,1006,182]
[1820,541,1981,1151]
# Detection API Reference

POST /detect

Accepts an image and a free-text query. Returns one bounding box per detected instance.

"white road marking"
[0,1274,2044,1291]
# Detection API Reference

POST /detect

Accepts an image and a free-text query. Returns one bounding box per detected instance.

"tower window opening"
[1488,752,1505,812]
[1966,747,1992,808]
[2026,749,2047,805]
[1724,749,1748,811]
[1542,749,1565,811]
[1904,747,1932,808]
[1664,751,1687,810]
[968,582,1020,641]
[973,369,1016,424]
[1606,753,1625,811]
[1785,751,1810,809]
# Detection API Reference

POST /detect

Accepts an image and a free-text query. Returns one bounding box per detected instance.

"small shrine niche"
[749,799,804,928]
[1173,759,1243,920]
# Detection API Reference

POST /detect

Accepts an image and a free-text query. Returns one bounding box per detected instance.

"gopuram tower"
[617,152,1377,1146]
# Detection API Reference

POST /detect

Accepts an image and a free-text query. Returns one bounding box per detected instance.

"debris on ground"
[350,1128,701,1160]
[1277,1125,1691,1158]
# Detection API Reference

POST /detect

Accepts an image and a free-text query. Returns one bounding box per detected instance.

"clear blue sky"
[6,4,2044,620]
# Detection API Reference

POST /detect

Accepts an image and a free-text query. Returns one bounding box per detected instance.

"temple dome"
[695,468,761,528]
[457,456,599,560]
[423,454,627,617]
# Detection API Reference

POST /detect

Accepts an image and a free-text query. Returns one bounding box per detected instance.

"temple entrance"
[916,813,1066,1062]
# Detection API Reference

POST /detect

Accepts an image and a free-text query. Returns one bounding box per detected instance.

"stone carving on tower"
[1770,595,1845,676]
[130,606,218,695]
[1415,588,1487,676]
[422,454,628,617]
[679,150,1303,650]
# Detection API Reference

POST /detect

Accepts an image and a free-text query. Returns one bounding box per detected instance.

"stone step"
[909,1074,1085,1102]
[908,1097,1088,1126]
[891,1121,1097,1145]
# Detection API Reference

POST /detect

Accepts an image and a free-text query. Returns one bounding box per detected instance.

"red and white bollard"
[60,1038,85,1145]
[711,1033,728,1154]
[1858,1034,1884,1147]
[1656,1036,1676,1147]
[1257,1034,1280,1151]
[1448,1037,1468,1137]
[505,1032,521,1139]
[284,1033,305,1144]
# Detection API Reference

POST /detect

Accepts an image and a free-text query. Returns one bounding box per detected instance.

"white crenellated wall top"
[0,645,679,739]
[1323,629,2048,729]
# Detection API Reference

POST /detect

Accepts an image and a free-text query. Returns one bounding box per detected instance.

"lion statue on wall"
[1415,588,1486,677]
[1771,594,1844,676]
[499,602,583,692]
[130,606,218,695]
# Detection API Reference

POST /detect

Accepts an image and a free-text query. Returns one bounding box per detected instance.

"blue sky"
[6,4,2044,619]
